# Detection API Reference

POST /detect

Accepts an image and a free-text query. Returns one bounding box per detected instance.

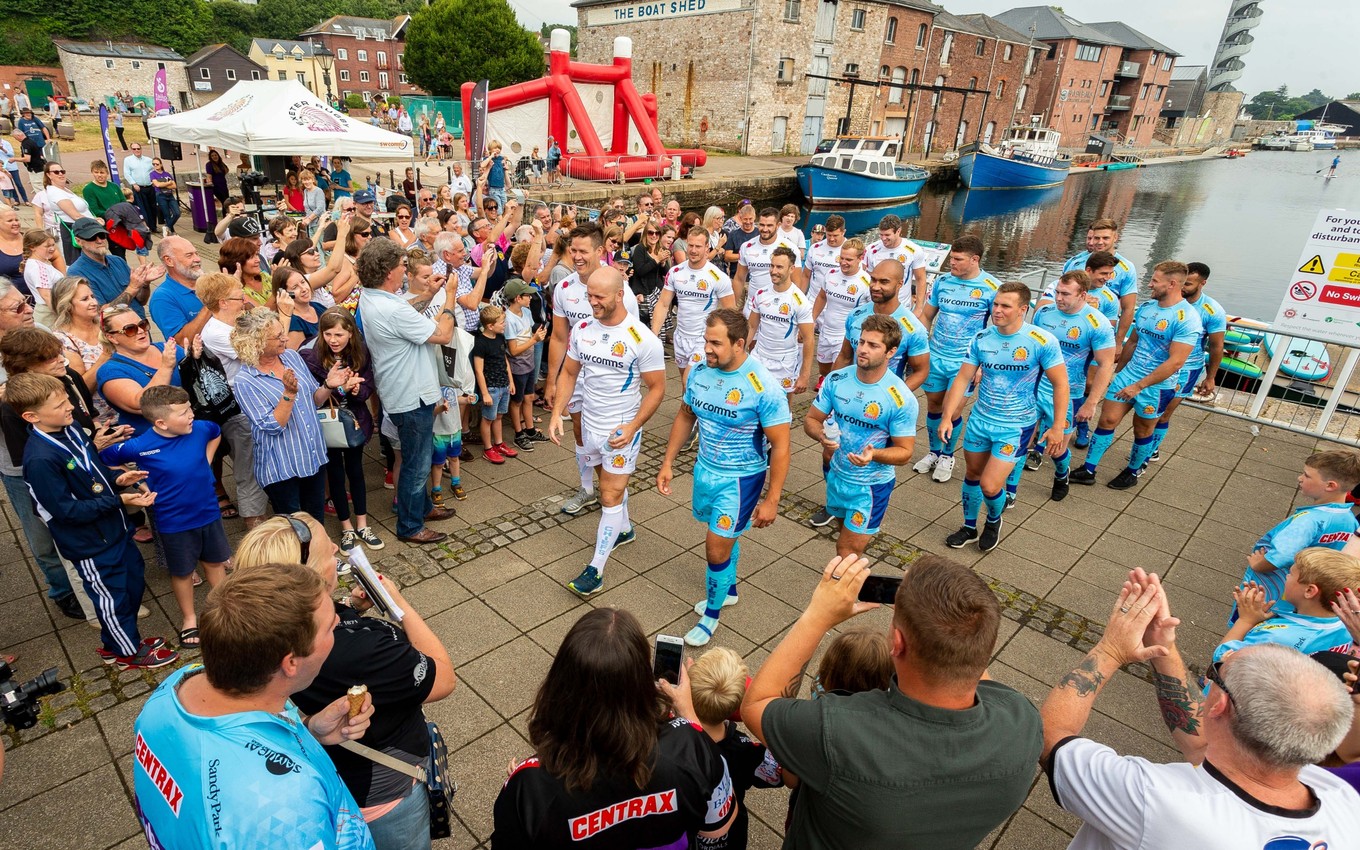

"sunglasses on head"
[277,514,312,562]
[111,318,150,338]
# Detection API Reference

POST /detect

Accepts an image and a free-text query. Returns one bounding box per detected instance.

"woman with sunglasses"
[629,221,671,329]
[34,162,90,263]
[390,205,417,249]
[149,158,180,235]
[234,512,456,850]
[96,305,182,436]
[276,267,326,349]
[49,276,114,419]
[231,307,346,519]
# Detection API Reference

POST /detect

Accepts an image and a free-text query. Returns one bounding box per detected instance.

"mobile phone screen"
[654,636,684,685]
[857,575,902,604]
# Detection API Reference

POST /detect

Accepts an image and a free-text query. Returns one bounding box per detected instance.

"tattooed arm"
[1041,649,1122,761]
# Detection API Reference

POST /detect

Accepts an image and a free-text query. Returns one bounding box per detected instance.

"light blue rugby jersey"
[843,301,930,378]
[685,358,791,479]
[1063,250,1139,299]
[964,323,1065,426]
[1122,300,1203,389]
[927,272,1000,362]
[812,367,917,487]
[1032,303,1115,398]
[1183,292,1228,371]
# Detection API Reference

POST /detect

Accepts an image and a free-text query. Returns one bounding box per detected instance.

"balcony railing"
[1107,94,1131,110]
[1115,61,1141,78]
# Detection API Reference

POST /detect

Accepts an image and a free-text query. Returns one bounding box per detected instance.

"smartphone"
[857,574,902,604]
[654,634,684,685]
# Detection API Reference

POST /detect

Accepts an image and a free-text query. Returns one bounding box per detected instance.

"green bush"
[344,93,367,110]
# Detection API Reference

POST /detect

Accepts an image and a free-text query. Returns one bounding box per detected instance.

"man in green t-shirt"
[741,553,1042,850]
[83,160,125,220]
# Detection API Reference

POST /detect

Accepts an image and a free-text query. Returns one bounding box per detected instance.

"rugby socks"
[590,503,624,571]
[1005,462,1023,498]
[726,541,741,600]
[1128,433,1158,473]
[927,412,943,454]
[984,490,1007,523]
[621,490,632,534]
[1147,421,1171,460]
[942,417,963,456]
[962,478,983,528]
[1083,427,1116,472]
[703,553,737,619]
[1053,449,1071,478]
[575,445,595,495]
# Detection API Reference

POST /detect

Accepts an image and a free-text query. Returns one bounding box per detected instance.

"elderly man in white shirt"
[121,141,158,230]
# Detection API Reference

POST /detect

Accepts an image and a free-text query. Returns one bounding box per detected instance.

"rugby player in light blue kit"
[804,313,917,556]
[658,308,791,647]
[915,235,1001,484]
[807,258,929,528]
[1142,261,1226,468]
[941,282,1069,552]
[1018,270,1116,503]
[1070,261,1201,490]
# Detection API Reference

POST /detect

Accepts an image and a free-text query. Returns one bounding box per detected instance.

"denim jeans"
[262,466,328,523]
[366,783,430,850]
[156,192,181,232]
[3,472,73,599]
[392,403,435,537]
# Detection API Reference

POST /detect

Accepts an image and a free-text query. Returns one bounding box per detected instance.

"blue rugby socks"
[927,412,943,454]
[962,479,983,528]
[1083,427,1116,472]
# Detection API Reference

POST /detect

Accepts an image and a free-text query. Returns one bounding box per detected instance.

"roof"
[884,0,943,13]
[992,7,1121,46]
[185,44,265,70]
[301,15,411,39]
[251,39,317,58]
[1086,21,1180,57]
[1170,64,1206,82]
[53,40,184,62]
[956,13,1037,45]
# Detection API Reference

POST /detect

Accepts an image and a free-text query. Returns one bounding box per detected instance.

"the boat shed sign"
[1273,209,1360,346]
[584,0,743,26]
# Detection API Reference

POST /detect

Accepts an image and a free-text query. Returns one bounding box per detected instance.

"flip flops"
[179,628,200,648]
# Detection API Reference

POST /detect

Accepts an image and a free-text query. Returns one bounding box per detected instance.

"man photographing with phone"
[741,553,1041,849]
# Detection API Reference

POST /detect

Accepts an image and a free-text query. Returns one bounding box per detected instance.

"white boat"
[795,137,929,206]
[1257,130,1313,152]
[1297,121,1344,150]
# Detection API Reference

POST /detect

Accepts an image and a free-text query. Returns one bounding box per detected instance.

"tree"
[1300,88,1331,109]
[1244,86,1325,121]
[404,0,543,97]
[540,22,577,57]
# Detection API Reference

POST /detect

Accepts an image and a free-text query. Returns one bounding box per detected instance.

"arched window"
[885,17,897,44]
[984,121,996,143]
[889,66,907,104]
[916,23,929,48]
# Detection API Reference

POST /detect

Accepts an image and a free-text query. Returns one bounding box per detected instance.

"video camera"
[238,171,269,208]
[0,660,64,730]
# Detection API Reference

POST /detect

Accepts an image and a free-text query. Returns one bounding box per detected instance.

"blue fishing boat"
[795,137,929,206]
[956,126,1071,190]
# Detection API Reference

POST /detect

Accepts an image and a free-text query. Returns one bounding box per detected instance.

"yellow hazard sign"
[1300,255,1327,275]
[1329,266,1360,285]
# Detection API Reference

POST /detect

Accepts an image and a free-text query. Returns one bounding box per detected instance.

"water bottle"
[823,416,841,445]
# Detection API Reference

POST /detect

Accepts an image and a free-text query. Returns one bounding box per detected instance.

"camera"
[0,660,65,730]
[239,171,269,207]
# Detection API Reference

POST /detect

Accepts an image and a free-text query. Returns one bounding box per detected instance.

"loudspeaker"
[260,156,290,184]
[157,139,182,160]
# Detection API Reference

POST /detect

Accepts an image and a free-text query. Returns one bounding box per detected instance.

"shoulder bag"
[338,720,454,839]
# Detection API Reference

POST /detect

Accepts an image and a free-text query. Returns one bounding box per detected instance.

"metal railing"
[1107,95,1132,110]
[1117,61,1141,78]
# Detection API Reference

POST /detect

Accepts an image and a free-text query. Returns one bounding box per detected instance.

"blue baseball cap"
[354,189,376,204]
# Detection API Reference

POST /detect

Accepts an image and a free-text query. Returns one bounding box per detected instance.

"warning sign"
[1272,210,1360,346]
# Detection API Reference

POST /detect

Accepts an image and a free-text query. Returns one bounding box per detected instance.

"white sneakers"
[912,451,940,474]
[932,454,956,483]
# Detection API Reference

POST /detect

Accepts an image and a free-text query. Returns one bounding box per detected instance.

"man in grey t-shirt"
[742,554,1041,849]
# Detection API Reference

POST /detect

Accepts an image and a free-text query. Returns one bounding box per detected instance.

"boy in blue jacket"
[11,373,178,669]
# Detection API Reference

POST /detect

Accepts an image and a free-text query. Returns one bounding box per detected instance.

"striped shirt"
[233,348,327,487]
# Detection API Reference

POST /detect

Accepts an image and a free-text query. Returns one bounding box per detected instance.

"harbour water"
[795,150,1360,321]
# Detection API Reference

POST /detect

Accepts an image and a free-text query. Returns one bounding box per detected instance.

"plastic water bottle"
[823,416,841,445]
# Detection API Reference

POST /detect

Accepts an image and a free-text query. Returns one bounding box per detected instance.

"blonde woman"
[0,206,23,283]
[300,169,326,238]
[49,275,113,418]
[21,229,64,325]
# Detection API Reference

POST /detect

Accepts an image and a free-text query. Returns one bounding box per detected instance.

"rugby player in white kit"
[650,225,737,388]
[734,206,803,306]
[810,237,871,380]
[747,246,815,398]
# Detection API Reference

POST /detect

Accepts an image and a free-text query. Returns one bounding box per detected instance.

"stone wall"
[58,50,191,111]
[1173,90,1244,147]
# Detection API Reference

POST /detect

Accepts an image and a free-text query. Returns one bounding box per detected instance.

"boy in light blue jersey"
[1143,262,1227,468]
[1071,261,1201,491]
[916,235,1000,485]
[805,313,917,556]
[1037,250,1122,448]
[1217,548,1360,668]
[659,309,791,647]
[1017,271,1116,504]
[942,282,1069,552]
[1061,218,1139,347]
[1235,450,1360,617]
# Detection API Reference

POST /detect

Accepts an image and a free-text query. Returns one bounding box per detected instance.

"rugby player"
[734,207,802,305]
[650,225,737,388]
[810,238,871,380]
[1143,262,1225,467]
[1062,218,1139,347]
[1038,250,1120,449]
[746,247,815,398]
[862,214,929,307]
[802,214,847,300]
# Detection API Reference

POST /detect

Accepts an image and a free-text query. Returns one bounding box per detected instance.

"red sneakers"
[98,638,178,670]
[496,442,519,458]
[483,448,506,464]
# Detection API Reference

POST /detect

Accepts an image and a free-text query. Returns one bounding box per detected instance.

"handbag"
[338,718,455,840]
[317,402,365,449]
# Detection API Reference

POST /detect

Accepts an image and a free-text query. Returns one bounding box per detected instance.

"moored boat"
[956,125,1071,190]
[794,137,929,206]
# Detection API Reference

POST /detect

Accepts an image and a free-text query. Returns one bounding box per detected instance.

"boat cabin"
[995,126,1064,165]
[809,136,903,178]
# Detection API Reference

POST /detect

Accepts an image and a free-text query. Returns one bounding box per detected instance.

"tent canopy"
[148,80,413,159]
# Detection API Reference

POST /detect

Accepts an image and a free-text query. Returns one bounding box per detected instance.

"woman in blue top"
[482,140,508,211]
[231,307,345,520]
[276,266,326,349]
[96,304,181,436]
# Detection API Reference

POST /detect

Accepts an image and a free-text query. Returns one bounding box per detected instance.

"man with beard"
[148,235,211,344]
[68,217,157,319]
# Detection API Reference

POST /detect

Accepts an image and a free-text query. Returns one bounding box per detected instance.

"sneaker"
[561,488,599,515]
[451,485,467,501]
[115,645,179,671]
[1051,475,1070,502]
[1073,433,1091,450]
[1069,467,1097,486]
[694,594,740,615]
[325,499,338,516]
[514,434,535,452]
[809,506,834,527]
[931,454,956,483]
[1024,451,1043,471]
[613,528,636,549]
[357,527,385,550]
[1004,494,1017,512]
[340,529,358,552]
[912,451,940,474]
[1108,468,1141,490]
[526,428,550,443]
[97,636,167,664]
[483,448,507,464]
[54,594,84,620]
[383,469,394,489]
[496,442,520,459]
[567,565,604,597]
[978,517,1003,552]
[431,487,446,509]
[1147,448,1162,463]
[946,526,978,548]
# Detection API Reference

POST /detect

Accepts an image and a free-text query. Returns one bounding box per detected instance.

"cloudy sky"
[516,0,1357,100]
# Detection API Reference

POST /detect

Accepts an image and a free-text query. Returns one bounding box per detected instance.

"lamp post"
[313,42,335,107]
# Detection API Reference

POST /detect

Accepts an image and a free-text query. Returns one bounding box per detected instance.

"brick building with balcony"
[1085,21,1178,146]
[299,15,424,103]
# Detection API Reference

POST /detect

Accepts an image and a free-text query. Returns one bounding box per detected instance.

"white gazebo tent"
[147,80,413,158]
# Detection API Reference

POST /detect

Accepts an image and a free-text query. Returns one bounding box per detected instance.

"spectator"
[412,217,440,256]
[482,140,508,211]
[301,308,382,552]
[741,554,1042,848]
[629,220,670,327]
[68,217,155,318]
[449,161,472,198]
[357,238,459,541]
[494,607,737,847]
[96,304,181,436]
[722,205,758,277]
[217,236,274,308]
[16,105,48,148]
[132,562,376,847]
[121,141,157,231]
[81,160,124,222]
[34,162,90,262]
[280,171,304,213]
[275,266,325,349]
[330,158,355,201]
[148,157,179,235]
[812,627,893,697]
[20,229,64,325]
[230,307,339,520]
[502,279,546,451]
[147,235,210,345]
[264,215,298,265]
[1042,569,1360,846]
[1220,547,1360,661]
[0,210,19,289]
[277,213,355,309]
[49,275,113,419]
[204,149,230,215]
[390,205,417,249]
[400,166,418,205]
[435,184,454,211]
[471,304,517,464]
[431,233,479,332]
[300,169,327,238]
[546,135,562,184]
[0,130,29,203]
[104,185,153,262]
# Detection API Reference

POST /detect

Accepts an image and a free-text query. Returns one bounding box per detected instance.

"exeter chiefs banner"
[467,79,489,181]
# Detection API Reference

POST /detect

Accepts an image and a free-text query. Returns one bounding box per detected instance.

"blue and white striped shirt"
[233,348,327,487]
